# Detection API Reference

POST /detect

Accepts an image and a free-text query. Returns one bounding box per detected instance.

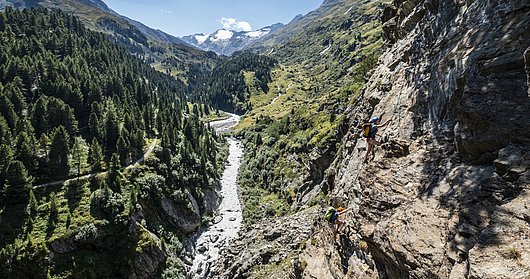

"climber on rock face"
[362,116,391,163]
[325,206,349,242]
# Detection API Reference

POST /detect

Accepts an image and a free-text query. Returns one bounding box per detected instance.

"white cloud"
[219,17,252,32]
[160,9,172,14]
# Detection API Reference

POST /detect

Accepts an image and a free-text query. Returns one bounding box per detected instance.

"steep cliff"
[213,0,530,278]
[323,0,530,277]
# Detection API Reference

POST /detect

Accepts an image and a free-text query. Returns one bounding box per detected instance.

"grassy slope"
[240,0,387,126]
[236,0,389,226]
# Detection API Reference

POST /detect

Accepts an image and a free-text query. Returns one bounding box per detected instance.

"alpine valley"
[0,0,528,279]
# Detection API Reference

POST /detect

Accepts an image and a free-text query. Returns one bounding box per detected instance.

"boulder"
[213,216,223,224]
[197,245,208,254]
[263,230,282,241]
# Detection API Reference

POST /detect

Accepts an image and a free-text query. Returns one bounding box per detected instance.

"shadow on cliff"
[412,1,530,263]
[0,203,27,247]
[419,148,523,253]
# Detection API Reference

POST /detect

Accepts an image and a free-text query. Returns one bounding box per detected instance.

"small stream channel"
[187,114,243,278]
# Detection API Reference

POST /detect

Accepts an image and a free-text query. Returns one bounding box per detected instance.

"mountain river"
[187,113,243,278]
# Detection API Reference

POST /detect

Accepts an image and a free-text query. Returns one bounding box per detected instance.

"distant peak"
[290,14,304,23]
[78,0,112,12]
[180,23,284,55]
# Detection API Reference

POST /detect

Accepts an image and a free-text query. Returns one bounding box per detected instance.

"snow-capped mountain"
[182,23,284,56]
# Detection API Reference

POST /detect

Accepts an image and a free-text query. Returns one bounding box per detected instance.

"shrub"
[161,257,185,279]
[89,186,124,221]
[74,223,99,242]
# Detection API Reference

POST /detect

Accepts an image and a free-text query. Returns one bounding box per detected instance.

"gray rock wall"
[327,0,530,278]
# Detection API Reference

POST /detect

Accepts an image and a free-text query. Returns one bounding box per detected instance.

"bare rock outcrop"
[209,207,321,278]
[318,0,530,278]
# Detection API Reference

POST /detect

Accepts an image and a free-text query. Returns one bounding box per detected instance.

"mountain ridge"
[1,0,186,45]
[182,23,284,56]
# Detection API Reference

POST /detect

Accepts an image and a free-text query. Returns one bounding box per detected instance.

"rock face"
[137,187,218,235]
[210,207,321,278]
[321,0,530,278]
[47,219,169,278]
[215,0,529,278]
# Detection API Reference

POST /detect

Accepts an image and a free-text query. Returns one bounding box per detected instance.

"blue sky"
[103,0,324,37]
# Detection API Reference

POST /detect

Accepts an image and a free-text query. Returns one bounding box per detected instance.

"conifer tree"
[123,112,133,133]
[103,105,120,158]
[66,212,71,229]
[39,133,51,161]
[0,143,13,187]
[0,115,11,145]
[88,138,103,172]
[5,160,32,203]
[28,187,38,217]
[88,112,100,140]
[15,131,35,172]
[107,153,122,193]
[0,94,18,131]
[72,137,84,177]
[32,96,47,137]
[49,192,58,225]
[116,134,130,166]
[48,126,70,177]
[155,112,163,135]
[46,97,77,136]
[130,130,144,160]
[6,79,28,114]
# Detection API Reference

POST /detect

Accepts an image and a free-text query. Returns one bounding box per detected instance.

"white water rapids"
[187,114,243,278]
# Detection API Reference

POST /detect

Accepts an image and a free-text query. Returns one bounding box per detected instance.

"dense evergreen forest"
[0,7,224,278]
[189,52,277,114]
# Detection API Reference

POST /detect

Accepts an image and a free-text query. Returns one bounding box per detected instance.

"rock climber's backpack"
[325,207,336,223]
[361,123,372,138]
